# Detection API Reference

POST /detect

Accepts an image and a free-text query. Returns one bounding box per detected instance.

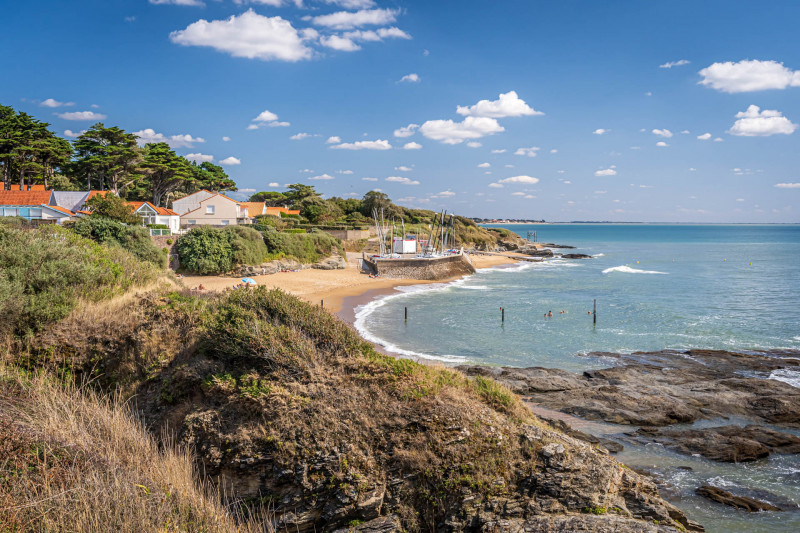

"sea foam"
[769,368,800,389]
[602,265,667,275]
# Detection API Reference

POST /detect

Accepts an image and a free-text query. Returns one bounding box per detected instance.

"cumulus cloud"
[386,176,419,185]
[775,182,800,188]
[593,128,608,135]
[222,136,231,141]
[170,10,313,62]
[490,149,506,154]
[697,132,712,140]
[456,90,542,118]
[63,129,85,138]
[309,173,335,180]
[656,141,669,147]
[290,132,311,140]
[394,166,412,171]
[330,139,392,150]
[514,146,539,157]
[399,73,419,83]
[133,129,205,148]
[467,142,482,148]
[403,141,422,150]
[393,124,418,137]
[659,59,690,68]
[320,34,361,51]
[40,98,74,108]
[652,128,673,138]
[56,110,107,121]
[310,8,398,30]
[550,149,558,153]
[249,109,289,129]
[488,183,503,188]
[150,0,204,5]
[595,168,617,176]
[727,105,798,136]
[498,175,539,185]
[219,156,241,165]
[419,116,503,144]
[325,136,342,144]
[478,162,490,168]
[432,190,455,198]
[699,60,800,93]
[324,0,376,8]
[185,153,214,163]
[362,177,378,181]
[337,169,354,174]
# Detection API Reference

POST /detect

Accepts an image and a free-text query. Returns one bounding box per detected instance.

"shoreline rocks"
[695,486,782,512]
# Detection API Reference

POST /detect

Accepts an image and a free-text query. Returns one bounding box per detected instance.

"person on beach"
[548,311,553,317]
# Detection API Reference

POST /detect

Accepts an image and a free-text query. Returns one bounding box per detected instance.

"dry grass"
[0,364,271,532]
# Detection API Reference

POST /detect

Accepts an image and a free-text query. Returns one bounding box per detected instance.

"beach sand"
[180,253,518,319]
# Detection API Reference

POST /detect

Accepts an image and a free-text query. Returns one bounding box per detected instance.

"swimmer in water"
[548,311,553,317]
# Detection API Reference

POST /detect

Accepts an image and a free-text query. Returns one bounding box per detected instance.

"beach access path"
[180,252,518,315]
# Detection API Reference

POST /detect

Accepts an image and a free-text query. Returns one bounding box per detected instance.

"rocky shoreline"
[459,348,800,519]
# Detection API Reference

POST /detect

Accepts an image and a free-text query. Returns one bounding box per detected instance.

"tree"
[191,161,236,192]
[249,191,287,206]
[283,183,319,207]
[361,190,397,218]
[84,193,142,225]
[139,143,194,207]
[71,123,143,193]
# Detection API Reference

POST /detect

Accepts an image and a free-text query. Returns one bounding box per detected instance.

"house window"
[206,205,215,214]
[221,220,229,225]
[188,220,196,225]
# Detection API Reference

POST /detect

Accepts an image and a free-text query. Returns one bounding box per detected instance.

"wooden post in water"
[404,307,408,321]
[501,307,505,323]
[593,299,596,324]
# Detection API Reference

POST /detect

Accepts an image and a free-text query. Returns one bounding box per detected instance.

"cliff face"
[21,287,698,532]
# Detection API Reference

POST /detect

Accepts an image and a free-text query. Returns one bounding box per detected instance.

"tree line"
[0,104,236,206]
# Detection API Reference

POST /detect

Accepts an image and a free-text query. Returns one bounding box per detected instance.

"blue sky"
[3,0,800,222]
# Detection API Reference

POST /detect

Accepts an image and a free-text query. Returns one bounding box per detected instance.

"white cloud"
[467,142,482,148]
[432,190,455,197]
[488,183,503,188]
[341,27,411,44]
[249,109,289,128]
[593,128,608,135]
[40,98,74,108]
[246,124,259,130]
[699,59,800,93]
[63,129,85,138]
[511,192,525,196]
[268,182,280,187]
[697,132,712,140]
[134,129,206,148]
[311,8,398,30]
[689,168,697,171]
[325,136,342,144]
[656,141,669,147]
[170,10,313,62]
[385,176,419,185]
[490,149,506,154]
[300,169,314,173]
[393,124,418,137]
[652,128,673,138]
[419,116,503,144]
[403,141,422,150]
[330,139,392,150]
[514,146,539,157]
[498,175,539,185]
[290,132,311,140]
[337,169,354,174]
[362,177,378,181]
[456,90,542,118]
[222,136,231,141]
[681,130,690,134]
[320,34,361,51]
[150,0,204,5]
[219,156,241,165]
[309,173,335,180]
[659,59,690,69]
[727,105,798,136]
[477,162,490,168]
[550,149,558,153]
[268,121,290,127]
[714,137,724,142]
[394,166,412,171]
[562,180,571,184]
[186,153,214,163]
[253,110,277,122]
[505,164,515,168]
[324,0,376,8]
[56,110,107,121]
[775,182,800,188]
[399,73,419,83]
[736,198,745,201]
[594,168,617,176]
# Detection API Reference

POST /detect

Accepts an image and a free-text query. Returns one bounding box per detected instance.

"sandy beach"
[180,252,519,319]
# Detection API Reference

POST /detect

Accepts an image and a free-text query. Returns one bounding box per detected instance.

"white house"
[127,201,181,234]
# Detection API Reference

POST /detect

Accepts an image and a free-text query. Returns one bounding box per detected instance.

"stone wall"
[322,229,371,240]
[364,253,475,280]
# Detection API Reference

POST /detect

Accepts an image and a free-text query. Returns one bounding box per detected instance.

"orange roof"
[285,209,300,215]
[30,184,47,191]
[46,205,74,216]
[85,190,114,201]
[241,202,266,217]
[0,190,53,206]
[127,200,178,217]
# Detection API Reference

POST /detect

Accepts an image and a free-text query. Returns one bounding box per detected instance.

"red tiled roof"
[85,190,114,201]
[0,190,53,206]
[30,184,47,191]
[241,202,266,217]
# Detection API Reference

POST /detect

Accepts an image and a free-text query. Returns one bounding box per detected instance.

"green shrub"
[261,231,343,264]
[72,217,167,267]
[227,226,268,266]
[175,226,267,274]
[0,225,161,337]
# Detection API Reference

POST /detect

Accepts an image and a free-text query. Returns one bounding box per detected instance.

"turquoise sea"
[355,224,800,533]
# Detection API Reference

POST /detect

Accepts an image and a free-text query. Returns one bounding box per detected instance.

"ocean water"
[355,224,800,532]
[356,224,800,372]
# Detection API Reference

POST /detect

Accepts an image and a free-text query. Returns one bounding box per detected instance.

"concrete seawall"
[362,253,476,280]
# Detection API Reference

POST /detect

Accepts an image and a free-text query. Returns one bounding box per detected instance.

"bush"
[175,226,267,274]
[72,218,167,268]
[0,225,161,337]
[261,231,343,264]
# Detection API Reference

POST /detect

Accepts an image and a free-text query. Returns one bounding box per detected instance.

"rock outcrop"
[695,486,782,512]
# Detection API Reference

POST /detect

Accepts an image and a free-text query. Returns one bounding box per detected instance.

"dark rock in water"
[541,243,577,249]
[461,349,800,428]
[560,253,593,259]
[695,485,782,512]
[630,425,800,462]
[525,248,555,257]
